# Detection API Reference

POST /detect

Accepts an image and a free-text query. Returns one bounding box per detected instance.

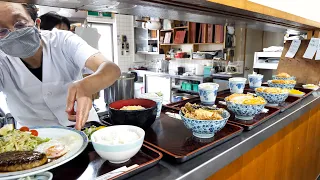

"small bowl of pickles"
[289,89,305,98]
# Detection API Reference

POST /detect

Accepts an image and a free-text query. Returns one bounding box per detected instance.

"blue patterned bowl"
[272,75,296,80]
[198,83,219,105]
[268,80,295,89]
[179,110,230,138]
[225,99,266,120]
[255,89,289,106]
[248,74,263,89]
[229,78,247,93]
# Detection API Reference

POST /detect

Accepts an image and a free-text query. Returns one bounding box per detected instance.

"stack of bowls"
[229,78,247,93]
[269,74,296,89]
[268,80,296,89]
[272,75,296,80]
[198,83,219,105]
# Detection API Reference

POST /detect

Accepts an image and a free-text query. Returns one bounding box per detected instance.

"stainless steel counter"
[127,92,320,180]
[132,70,243,82]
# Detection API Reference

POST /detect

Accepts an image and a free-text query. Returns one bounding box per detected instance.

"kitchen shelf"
[160,43,193,46]
[160,26,188,32]
[160,29,173,32]
[174,26,188,29]
[172,87,198,94]
[193,43,224,45]
[160,43,223,45]
[137,51,159,54]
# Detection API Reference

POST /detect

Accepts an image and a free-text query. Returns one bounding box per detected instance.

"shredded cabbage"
[0,130,50,153]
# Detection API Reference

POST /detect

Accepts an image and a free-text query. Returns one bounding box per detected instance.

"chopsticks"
[95,164,139,180]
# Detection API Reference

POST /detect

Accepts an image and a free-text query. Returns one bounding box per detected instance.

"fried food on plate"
[0,151,47,172]
[225,94,266,105]
[181,103,224,120]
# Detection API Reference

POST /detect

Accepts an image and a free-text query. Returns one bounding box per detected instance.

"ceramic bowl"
[179,110,230,138]
[139,93,163,119]
[248,74,264,89]
[255,89,289,106]
[272,75,296,80]
[91,125,145,164]
[109,99,157,129]
[268,80,295,89]
[229,78,247,93]
[198,83,219,105]
[225,99,266,120]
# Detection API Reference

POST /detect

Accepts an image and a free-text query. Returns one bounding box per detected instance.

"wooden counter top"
[207,0,320,29]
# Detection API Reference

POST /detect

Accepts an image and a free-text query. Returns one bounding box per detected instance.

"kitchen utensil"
[195,64,204,75]
[156,59,170,73]
[178,67,185,75]
[142,18,161,30]
[203,66,212,77]
[91,125,145,164]
[95,164,139,180]
[148,45,153,52]
[109,99,157,129]
[104,72,136,106]
[175,52,186,58]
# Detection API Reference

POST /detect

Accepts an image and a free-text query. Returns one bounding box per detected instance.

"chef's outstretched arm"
[66,53,121,130]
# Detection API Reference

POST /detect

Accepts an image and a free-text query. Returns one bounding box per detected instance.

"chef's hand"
[66,81,93,130]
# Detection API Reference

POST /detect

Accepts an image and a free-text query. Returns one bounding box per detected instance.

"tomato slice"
[30,130,38,136]
[19,126,29,132]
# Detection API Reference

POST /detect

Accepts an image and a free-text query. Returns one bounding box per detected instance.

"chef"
[0,2,121,129]
[39,12,71,31]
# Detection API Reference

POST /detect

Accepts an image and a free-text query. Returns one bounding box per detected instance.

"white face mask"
[0,26,41,58]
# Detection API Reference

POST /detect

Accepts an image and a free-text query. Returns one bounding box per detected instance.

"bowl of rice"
[91,125,145,164]
[109,99,157,129]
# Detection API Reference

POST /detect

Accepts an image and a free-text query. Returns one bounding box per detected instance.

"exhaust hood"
[6,0,314,32]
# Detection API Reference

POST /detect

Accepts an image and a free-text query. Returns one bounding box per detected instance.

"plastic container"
[181,82,186,90]
[140,93,163,119]
[192,84,199,92]
[185,83,192,91]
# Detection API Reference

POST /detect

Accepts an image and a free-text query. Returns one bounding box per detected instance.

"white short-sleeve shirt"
[0,29,100,127]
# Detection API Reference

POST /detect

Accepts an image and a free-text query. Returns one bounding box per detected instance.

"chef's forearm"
[80,61,121,94]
